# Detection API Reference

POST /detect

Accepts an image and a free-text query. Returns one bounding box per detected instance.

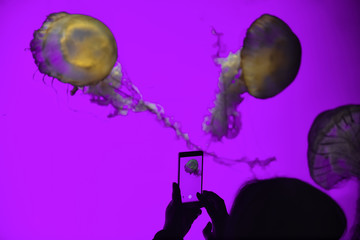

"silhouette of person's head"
[225,177,347,239]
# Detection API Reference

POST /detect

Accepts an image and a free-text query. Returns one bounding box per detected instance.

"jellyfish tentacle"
[42,74,46,85]
[349,110,355,123]
[85,63,276,168]
[203,50,246,141]
[70,86,78,96]
[226,112,241,139]
[210,26,226,64]
[203,150,276,169]
[32,69,38,80]
[85,63,200,150]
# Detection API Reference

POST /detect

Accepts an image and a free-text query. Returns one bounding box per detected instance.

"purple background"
[0,0,359,239]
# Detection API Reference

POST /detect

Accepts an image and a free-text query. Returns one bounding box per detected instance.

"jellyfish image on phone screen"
[204,14,301,140]
[184,159,200,176]
[307,104,360,240]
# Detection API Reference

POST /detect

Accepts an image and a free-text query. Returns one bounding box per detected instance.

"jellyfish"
[203,14,301,140]
[30,12,199,151]
[307,104,360,240]
[30,12,183,131]
[30,12,277,169]
[184,159,200,176]
[30,12,117,89]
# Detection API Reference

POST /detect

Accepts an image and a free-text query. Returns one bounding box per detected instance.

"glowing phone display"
[178,151,203,203]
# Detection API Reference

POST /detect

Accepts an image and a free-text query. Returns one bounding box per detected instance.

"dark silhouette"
[153,182,202,240]
[224,178,347,240]
[154,178,347,240]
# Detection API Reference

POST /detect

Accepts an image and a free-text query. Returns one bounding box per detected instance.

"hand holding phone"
[162,182,202,239]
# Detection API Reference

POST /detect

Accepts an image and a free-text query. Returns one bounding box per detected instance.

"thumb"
[202,221,212,240]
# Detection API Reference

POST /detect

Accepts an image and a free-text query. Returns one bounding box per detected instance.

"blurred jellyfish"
[184,159,200,176]
[204,14,301,140]
[307,104,360,240]
[30,12,276,169]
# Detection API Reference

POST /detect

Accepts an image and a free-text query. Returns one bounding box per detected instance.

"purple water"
[0,0,359,239]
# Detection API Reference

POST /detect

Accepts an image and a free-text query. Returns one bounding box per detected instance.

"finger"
[202,191,225,203]
[188,208,202,223]
[191,208,202,218]
[183,204,202,216]
[172,182,181,205]
[197,192,216,219]
[202,191,227,212]
[202,221,212,240]
[183,201,202,209]
[197,192,203,201]
[198,191,223,205]
[197,192,209,205]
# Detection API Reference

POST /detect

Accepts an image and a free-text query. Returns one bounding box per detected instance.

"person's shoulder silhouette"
[225,177,347,239]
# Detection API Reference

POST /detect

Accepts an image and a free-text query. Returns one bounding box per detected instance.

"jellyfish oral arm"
[203,50,246,141]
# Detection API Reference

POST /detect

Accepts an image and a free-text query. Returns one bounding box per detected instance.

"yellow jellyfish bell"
[240,14,301,99]
[30,12,117,87]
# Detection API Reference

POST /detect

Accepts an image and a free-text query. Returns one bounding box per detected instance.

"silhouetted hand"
[163,182,202,239]
[197,191,229,240]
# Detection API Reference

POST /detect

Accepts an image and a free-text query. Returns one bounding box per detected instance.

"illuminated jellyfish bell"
[30,12,117,88]
[240,14,301,99]
[308,104,360,188]
[307,104,360,239]
[204,14,301,140]
[185,159,200,176]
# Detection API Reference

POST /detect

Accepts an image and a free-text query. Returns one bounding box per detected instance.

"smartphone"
[178,151,203,203]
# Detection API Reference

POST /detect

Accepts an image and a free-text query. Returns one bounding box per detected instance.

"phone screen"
[178,151,203,203]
